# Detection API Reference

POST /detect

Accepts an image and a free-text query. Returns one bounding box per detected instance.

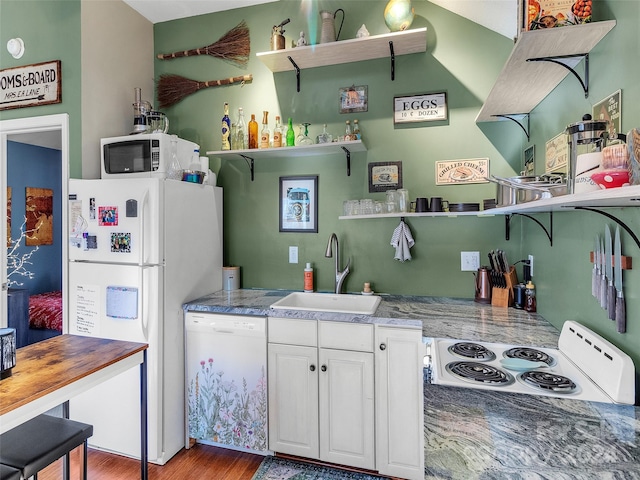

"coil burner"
[519,371,577,394]
[448,342,496,361]
[503,347,556,367]
[445,361,513,386]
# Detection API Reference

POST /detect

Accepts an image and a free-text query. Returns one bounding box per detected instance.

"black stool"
[0,464,22,480]
[0,414,93,480]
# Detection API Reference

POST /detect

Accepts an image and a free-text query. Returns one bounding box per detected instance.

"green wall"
[0,0,82,178]
[155,0,640,368]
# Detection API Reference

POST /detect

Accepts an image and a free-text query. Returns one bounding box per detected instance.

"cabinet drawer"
[268,317,317,346]
[319,321,373,352]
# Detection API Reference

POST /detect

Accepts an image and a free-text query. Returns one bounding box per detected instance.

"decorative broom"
[157,21,250,67]
[157,74,253,108]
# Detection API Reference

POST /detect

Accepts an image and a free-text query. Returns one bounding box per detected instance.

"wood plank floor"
[38,444,263,479]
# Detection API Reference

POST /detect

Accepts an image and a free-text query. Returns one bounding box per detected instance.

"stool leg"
[64,452,70,480]
[82,440,88,480]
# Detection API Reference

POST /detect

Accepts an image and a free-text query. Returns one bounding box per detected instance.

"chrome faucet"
[325,233,350,294]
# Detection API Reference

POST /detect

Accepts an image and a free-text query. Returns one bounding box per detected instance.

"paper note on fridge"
[106,286,139,320]
[74,284,100,335]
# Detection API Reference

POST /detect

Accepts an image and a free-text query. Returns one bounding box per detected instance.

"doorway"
[1,114,69,342]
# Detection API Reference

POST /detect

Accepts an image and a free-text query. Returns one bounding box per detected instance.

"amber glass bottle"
[248,114,259,149]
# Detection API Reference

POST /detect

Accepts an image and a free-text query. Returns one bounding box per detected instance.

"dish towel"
[390,220,415,262]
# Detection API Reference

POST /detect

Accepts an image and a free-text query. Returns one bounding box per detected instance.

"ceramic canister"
[223,266,240,291]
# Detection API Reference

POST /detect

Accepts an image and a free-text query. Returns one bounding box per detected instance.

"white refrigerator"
[67,177,222,465]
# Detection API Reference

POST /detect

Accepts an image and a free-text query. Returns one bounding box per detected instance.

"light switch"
[289,246,298,264]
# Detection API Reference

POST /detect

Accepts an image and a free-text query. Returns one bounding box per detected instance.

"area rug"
[251,456,391,480]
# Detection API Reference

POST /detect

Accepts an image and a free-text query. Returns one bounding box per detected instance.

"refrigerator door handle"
[139,189,149,265]
[140,267,148,339]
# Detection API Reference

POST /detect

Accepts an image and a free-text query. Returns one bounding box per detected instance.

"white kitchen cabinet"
[268,318,375,470]
[375,326,425,480]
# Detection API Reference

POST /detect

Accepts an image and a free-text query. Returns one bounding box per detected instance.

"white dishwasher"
[185,312,268,454]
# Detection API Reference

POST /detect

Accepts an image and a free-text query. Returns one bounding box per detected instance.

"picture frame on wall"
[368,161,403,193]
[524,145,535,176]
[279,176,318,233]
[393,92,447,124]
[339,85,368,114]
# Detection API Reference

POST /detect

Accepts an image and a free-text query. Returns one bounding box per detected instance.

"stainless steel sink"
[270,292,381,315]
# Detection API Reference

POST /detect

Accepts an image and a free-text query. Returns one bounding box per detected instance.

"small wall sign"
[545,132,568,174]
[592,89,622,139]
[368,161,403,193]
[394,92,447,124]
[435,158,489,185]
[0,60,62,111]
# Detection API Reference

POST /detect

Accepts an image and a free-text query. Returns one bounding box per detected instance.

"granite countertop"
[184,289,640,479]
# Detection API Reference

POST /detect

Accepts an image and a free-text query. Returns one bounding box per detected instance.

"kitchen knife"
[614,226,626,333]
[599,237,607,309]
[592,235,599,299]
[605,225,615,320]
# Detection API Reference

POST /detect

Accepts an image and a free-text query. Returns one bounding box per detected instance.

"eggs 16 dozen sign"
[394,92,447,124]
[0,60,61,111]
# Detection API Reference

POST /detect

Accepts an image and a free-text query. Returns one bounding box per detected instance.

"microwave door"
[68,178,161,265]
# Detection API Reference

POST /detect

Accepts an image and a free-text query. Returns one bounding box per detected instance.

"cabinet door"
[268,343,319,458]
[375,327,424,480]
[319,348,374,470]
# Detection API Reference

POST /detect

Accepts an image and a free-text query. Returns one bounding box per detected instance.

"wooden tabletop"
[0,335,148,418]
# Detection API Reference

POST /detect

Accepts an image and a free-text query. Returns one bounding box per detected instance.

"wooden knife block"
[491,266,518,307]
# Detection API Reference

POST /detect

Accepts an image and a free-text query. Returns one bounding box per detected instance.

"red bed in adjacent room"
[29,290,63,332]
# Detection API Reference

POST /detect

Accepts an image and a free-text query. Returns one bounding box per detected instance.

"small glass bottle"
[167,135,182,180]
[260,111,270,149]
[248,114,259,149]
[236,107,247,150]
[272,115,283,147]
[317,124,332,144]
[524,281,537,312]
[344,120,353,141]
[221,102,231,150]
[353,119,361,140]
[286,117,295,146]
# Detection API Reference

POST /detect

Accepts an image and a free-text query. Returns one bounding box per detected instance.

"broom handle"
[157,46,221,60]
[197,75,253,88]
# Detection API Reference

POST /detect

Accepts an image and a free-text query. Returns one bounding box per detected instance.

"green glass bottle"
[286,117,295,146]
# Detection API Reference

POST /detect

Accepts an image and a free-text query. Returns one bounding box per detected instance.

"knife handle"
[608,283,616,320]
[600,276,608,309]
[615,293,626,334]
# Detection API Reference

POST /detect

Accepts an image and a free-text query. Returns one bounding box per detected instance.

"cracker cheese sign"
[0,60,61,111]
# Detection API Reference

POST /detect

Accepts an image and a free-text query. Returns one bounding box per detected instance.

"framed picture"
[339,85,368,114]
[368,161,403,193]
[279,176,318,233]
[524,145,535,176]
[593,89,622,139]
[394,92,447,124]
[545,132,568,174]
[435,158,489,185]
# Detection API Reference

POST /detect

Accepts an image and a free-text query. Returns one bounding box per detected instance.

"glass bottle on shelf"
[353,119,361,140]
[296,124,305,145]
[344,120,353,141]
[248,113,259,149]
[272,115,283,148]
[260,111,270,149]
[221,102,231,150]
[317,124,332,144]
[286,117,295,146]
[236,107,247,150]
[167,135,183,180]
[231,123,238,150]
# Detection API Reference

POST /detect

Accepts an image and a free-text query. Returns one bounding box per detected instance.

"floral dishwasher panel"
[187,357,268,452]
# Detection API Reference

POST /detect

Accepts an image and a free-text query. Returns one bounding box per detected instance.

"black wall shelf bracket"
[389,41,396,81]
[493,114,530,141]
[526,53,589,98]
[287,56,301,92]
[239,154,255,181]
[574,206,640,250]
[506,212,553,246]
[341,146,352,176]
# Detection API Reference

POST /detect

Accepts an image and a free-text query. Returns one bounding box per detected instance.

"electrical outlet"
[528,254,534,277]
[289,246,299,264]
[461,251,480,271]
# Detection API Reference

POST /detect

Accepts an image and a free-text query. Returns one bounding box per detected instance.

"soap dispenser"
[304,263,314,293]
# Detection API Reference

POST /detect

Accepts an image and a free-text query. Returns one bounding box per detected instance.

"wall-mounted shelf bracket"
[341,146,351,176]
[389,41,395,80]
[526,53,589,98]
[506,212,553,246]
[239,154,255,181]
[287,56,301,92]
[574,206,640,250]
[492,114,530,141]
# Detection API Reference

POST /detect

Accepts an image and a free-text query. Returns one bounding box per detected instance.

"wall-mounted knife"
[592,235,599,299]
[600,236,607,310]
[614,226,626,334]
[605,224,616,320]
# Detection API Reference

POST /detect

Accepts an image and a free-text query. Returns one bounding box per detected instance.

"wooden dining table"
[0,334,149,480]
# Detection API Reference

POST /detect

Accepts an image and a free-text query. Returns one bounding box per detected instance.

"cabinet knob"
[321,365,327,372]
[379,343,386,351]
[310,365,316,372]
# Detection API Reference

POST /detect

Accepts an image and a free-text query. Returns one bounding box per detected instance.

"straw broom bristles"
[157,74,253,109]
[157,21,250,67]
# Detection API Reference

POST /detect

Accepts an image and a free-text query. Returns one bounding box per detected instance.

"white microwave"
[100,133,198,179]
